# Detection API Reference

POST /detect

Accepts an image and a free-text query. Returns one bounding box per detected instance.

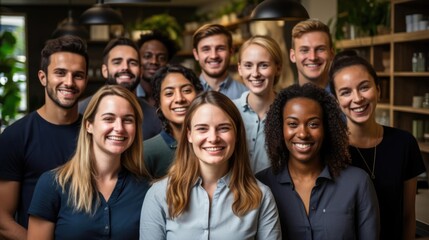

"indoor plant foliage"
[0,31,25,126]
[134,13,182,48]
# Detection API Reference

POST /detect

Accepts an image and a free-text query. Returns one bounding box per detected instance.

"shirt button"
[104,207,108,211]
[256,120,258,123]
[252,138,255,141]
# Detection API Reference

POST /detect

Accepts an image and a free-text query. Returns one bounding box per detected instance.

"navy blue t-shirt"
[0,111,80,228]
[29,169,150,240]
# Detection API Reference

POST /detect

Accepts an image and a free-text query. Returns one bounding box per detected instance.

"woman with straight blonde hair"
[28,85,150,240]
[140,91,281,240]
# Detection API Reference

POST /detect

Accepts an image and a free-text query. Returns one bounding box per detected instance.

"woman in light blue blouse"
[233,35,282,173]
[140,91,281,240]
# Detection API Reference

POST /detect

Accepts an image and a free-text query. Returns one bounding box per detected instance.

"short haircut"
[136,30,178,61]
[40,35,88,74]
[291,18,333,49]
[192,23,233,50]
[102,37,140,65]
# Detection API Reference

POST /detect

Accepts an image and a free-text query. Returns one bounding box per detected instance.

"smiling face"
[87,95,136,159]
[333,65,380,125]
[283,97,324,164]
[187,103,235,172]
[39,52,87,109]
[290,31,333,86]
[102,45,140,91]
[160,72,198,127]
[140,40,169,81]
[193,34,232,79]
[238,44,279,97]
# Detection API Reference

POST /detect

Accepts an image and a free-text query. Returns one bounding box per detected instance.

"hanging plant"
[134,13,182,48]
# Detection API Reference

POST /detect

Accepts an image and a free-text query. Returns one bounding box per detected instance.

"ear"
[187,128,193,143]
[38,70,47,86]
[237,62,242,77]
[192,48,199,61]
[101,64,108,79]
[86,120,93,134]
[290,49,296,63]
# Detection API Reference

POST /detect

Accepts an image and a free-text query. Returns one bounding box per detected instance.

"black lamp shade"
[251,0,309,21]
[104,0,170,3]
[80,3,123,25]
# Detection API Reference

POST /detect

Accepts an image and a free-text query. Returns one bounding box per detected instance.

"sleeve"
[143,140,156,177]
[27,171,61,223]
[0,124,25,181]
[256,182,282,240]
[356,173,380,240]
[403,133,426,180]
[139,180,168,240]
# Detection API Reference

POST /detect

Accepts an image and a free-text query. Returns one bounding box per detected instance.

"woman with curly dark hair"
[329,50,425,240]
[257,83,379,239]
[143,64,203,178]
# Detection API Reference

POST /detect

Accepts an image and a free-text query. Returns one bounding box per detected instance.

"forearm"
[402,214,416,240]
[0,218,27,240]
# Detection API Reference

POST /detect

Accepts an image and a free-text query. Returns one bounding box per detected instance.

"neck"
[348,120,382,148]
[169,122,182,141]
[201,72,228,91]
[94,154,122,180]
[247,91,275,119]
[299,75,328,89]
[288,159,323,181]
[37,103,79,125]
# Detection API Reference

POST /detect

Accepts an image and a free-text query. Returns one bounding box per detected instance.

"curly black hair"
[136,30,178,61]
[151,64,203,133]
[265,83,350,177]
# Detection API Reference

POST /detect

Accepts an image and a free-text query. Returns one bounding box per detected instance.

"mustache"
[114,70,136,79]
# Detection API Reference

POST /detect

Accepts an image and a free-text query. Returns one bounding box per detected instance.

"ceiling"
[0,0,212,7]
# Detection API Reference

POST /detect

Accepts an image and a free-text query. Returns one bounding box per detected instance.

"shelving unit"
[336,0,429,153]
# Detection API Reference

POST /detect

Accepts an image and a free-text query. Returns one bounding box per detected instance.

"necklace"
[354,126,379,180]
[355,146,376,179]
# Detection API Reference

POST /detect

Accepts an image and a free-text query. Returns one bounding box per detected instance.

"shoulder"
[337,166,372,186]
[144,134,164,146]
[256,167,278,186]
[383,126,416,142]
[78,95,92,114]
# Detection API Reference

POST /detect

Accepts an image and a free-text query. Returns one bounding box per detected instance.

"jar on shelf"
[423,93,429,109]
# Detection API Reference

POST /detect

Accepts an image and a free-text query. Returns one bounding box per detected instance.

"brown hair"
[291,18,333,49]
[192,24,233,50]
[166,91,262,218]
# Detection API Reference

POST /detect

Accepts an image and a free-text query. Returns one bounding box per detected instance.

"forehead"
[161,72,191,88]
[48,52,87,70]
[108,45,139,59]
[197,34,229,48]
[191,103,231,124]
[284,97,322,117]
[241,44,272,60]
[294,31,331,47]
[96,95,134,114]
[140,40,168,53]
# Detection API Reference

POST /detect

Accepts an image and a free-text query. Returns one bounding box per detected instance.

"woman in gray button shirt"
[140,91,281,240]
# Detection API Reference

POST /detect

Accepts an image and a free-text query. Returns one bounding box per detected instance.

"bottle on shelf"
[417,52,426,72]
[412,52,418,72]
[422,93,429,109]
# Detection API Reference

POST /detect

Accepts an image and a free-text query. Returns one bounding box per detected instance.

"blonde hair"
[166,91,262,218]
[238,35,283,85]
[55,85,148,214]
[291,18,332,49]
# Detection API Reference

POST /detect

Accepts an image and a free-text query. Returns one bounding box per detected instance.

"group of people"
[0,17,425,240]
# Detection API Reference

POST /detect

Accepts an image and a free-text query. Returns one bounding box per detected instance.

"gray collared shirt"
[200,75,248,100]
[257,165,380,240]
[140,172,281,240]
[233,91,270,173]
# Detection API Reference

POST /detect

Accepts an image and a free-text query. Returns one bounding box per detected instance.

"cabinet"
[336,0,429,155]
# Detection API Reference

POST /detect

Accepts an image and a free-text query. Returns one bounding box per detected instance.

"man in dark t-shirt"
[0,35,89,239]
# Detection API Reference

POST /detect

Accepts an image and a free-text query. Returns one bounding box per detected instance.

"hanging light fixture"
[52,9,89,39]
[104,0,170,3]
[250,0,309,21]
[80,0,123,25]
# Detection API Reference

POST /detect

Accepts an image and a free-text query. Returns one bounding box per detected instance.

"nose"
[251,66,260,78]
[207,128,219,143]
[353,91,364,102]
[113,118,124,132]
[64,72,74,86]
[209,49,217,59]
[308,49,318,61]
[174,90,185,103]
[297,125,309,139]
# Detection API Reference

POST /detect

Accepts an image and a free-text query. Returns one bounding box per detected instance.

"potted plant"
[0,31,25,127]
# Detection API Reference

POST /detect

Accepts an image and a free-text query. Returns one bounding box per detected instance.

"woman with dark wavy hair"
[140,91,281,240]
[143,64,203,178]
[257,83,379,239]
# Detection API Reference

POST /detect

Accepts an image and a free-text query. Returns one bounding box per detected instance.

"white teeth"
[107,136,125,141]
[353,106,366,112]
[294,143,310,149]
[250,80,264,84]
[173,107,187,113]
[205,147,223,151]
[306,64,318,67]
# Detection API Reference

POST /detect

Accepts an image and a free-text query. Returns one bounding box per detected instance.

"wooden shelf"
[393,30,429,42]
[418,142,429,154]
[393,105,429,114]
[394,72,429,77]
[377,103,391,109]
[335,34,391,48]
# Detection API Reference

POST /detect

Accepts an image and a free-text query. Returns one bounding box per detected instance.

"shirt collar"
[160,130,177,149]
[277,163,332,185]
[194,171,232,188]
[199,74,233,91]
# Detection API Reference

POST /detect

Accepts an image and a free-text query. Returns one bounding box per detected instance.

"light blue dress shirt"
[233,91,270,173]
[200,75,248,100]
[140,172,281,240]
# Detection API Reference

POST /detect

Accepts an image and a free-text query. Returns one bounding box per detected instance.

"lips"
[172,107,187,113]
[107,135,126,141]
[293,142,312,151]
[58,88,78,98]
[203,146,225,153]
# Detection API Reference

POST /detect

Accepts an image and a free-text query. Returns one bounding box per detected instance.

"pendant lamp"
[104,0,170,3]
[52,9,89,39]
[250,0,309,21]
[80,0,123,25]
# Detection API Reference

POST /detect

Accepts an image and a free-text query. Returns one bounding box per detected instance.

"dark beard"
[106,71,140,92]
